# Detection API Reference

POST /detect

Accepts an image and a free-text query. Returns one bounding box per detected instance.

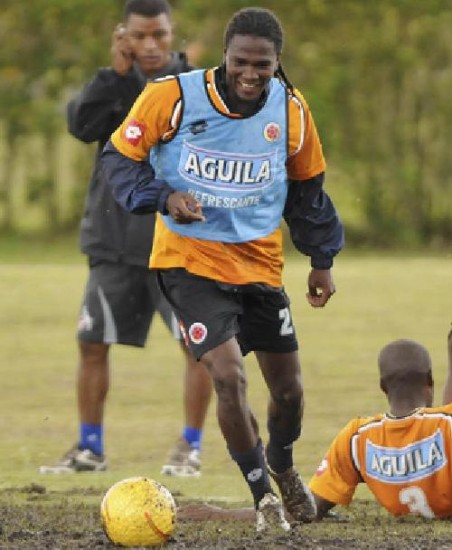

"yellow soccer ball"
[100,476,176,547]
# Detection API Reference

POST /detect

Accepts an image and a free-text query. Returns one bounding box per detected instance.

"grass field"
[0,236,451,548]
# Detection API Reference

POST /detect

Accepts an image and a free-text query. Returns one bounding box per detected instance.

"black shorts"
[158,269,298,360]
[77,259,180,347]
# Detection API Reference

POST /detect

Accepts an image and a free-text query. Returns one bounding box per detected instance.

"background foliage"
[0,0,451,247]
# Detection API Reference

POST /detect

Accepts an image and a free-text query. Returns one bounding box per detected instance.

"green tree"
[0,0,451,245]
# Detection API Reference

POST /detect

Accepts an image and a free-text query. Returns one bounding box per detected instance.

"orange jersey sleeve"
[309,417,368,506]
[286,89,326,180]
[111,76,182,159]
[310,406,452,518]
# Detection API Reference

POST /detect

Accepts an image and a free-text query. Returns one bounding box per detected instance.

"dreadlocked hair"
[224,7,295,95]
[276,63,294,96]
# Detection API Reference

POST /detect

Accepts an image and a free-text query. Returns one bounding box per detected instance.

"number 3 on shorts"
[399,486,435,518]
[279,307,294,336]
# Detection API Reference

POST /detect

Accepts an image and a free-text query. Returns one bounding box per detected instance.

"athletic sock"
[265,440,293,474]
[80,423,103,456]
[228,439,273,508]
[182,426,202,450]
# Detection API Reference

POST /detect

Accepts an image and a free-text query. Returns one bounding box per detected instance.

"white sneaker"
[256,493,291,533]
[161,437,201,477]
[39,444,107,474]
[267,465,316,523]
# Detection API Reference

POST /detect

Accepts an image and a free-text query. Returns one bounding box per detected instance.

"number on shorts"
[399,486,435,518]
[279,307,294,336]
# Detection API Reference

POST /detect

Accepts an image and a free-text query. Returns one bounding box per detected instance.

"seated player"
[310,327,452,520]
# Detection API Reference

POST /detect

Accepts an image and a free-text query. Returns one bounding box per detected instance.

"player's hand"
[306,268,336,308]
[111,23,134,76]
[166,192,206,224]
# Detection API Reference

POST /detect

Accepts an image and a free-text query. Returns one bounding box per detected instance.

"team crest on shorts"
[188,322,208,344]
[123,119,146,146]
[264,122,281,142]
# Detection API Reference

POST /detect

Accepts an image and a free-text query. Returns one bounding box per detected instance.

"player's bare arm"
[442,324,452,405]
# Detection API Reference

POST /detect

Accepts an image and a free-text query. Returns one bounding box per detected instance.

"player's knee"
[211,360,247,403]
[79,340,109,367]
[273,377,303,409]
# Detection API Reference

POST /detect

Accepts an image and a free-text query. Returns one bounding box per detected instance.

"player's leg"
[257,350,303,475]
[77,340,110,452]
[181,343,212,434]
[152,271,213,476]
[157,269,288,530]
[240,290,316,523]
[77,341,109,425]
[200,337,282,515]
[203,338,257,449]
[201,332,288,531]
[40,260,152,474]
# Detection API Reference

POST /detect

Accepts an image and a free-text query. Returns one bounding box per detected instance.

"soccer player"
[310,327,452,520]
[39,0,213,476]
[102,7,344,532]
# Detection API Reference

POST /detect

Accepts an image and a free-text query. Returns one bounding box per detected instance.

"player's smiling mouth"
[238,80,258,89]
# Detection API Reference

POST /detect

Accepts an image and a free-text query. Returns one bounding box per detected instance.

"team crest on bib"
[188,322,208,344]
[264,122,281,142]
[123,119,146,146]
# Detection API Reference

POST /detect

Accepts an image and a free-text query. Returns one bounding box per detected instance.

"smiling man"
[102,6,344,533]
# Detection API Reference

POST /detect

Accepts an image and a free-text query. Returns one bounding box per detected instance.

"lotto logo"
[123,119,146,146]
[247,468,263,482]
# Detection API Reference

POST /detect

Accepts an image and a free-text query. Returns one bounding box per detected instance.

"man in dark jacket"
[40,0,212,476]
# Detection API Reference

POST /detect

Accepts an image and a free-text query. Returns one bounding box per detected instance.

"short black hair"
[379,339,432,380]
[224,8,283,55]
[124,0,171,19]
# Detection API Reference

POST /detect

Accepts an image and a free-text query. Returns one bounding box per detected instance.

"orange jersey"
[111,69,326,287]
[309,405,452,518]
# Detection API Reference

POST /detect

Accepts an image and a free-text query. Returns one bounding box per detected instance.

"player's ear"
[425,379,434,407]
[380,379,388,395]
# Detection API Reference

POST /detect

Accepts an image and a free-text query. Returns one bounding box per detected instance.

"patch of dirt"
[1,489,452,549]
